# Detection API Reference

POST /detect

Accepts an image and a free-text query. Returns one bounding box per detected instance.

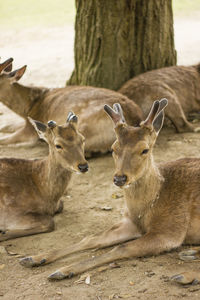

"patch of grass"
[0,0,75,28]
[1,0,200,30]
[173,0,200,16]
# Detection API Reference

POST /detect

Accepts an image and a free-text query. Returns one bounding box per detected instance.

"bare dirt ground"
[0,14,200,300]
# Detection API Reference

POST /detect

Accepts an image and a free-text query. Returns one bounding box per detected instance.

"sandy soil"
[0,14,200,300]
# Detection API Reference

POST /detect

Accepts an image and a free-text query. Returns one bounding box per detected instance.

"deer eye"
[55,144,62,149]
[141,149,149,155]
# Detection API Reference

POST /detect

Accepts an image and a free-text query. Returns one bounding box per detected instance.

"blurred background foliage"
[0,0,200,29]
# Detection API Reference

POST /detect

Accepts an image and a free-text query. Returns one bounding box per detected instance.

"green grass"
[0,0,200,30]
[173,0,200,16]
[0,0,75,28]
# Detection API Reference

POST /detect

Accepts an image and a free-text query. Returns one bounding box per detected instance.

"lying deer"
[0,58,142,156]
[0,112,88,241]
[20,99,200,283]
[119,63,200,133]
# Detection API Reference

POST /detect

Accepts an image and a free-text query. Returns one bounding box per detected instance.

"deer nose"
[114,175,127,186]
[78,163,89,173]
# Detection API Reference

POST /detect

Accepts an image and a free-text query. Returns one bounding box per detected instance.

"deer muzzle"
[114,175,127,186]
[78,163,89,173]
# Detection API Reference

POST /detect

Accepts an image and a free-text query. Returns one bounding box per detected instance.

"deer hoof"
[48,270,73,281]
[20,256,46,267]
[179,249,198,261]
[171,272,199,285]
[19,256,36,267]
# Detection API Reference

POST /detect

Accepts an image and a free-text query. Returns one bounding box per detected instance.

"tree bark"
[67,0,176,90]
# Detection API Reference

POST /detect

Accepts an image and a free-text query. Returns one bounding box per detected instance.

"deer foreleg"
[48,232,184,280]
[19,218,140,268]
[0,215,54,242]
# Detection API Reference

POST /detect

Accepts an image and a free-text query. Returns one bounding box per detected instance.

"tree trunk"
[67,0,176,90]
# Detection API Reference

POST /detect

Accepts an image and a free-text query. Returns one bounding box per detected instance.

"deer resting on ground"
[119,63,200,133]
[0,112,88,241]
[0,58,142,156]
[20,99,200,284]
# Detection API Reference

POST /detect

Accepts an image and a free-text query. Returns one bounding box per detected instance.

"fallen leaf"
[129,281,134,286]
[89,206,96,209]
[97,262,120,273]
[5,249,18,256]
[109,262,120,269]
[138,288,147,293]
[145,270,155,277]
[120,294,134,299]
[74,273,91,284]
[85,274,90,285]
[56,291,62,295]
[112,193,122,199]
[101,206,112,211]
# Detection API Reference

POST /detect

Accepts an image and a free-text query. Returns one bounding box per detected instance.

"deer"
[19,98,200,284]
[118,63,200,133]
[0,111,88,241]
[0,57,142,156]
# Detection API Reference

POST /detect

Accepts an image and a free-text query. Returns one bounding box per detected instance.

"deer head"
[104,99,168,187]
[0,57,26,87]
[29,112,88,173]
[0,58,28,109]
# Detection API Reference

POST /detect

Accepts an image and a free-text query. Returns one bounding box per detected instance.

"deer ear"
[9,65,27,82]
[152,98,168,133]
[28,117,48,142]
[0,58,13,73]
[152,110,165,133]
[4,62,13,72]
[104,104,125,126]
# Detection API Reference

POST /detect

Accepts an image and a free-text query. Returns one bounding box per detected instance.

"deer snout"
[78,163,89,173]
[114,175,127,186]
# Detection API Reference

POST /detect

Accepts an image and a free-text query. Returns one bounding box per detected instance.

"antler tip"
[48,120,57,128]
[67,111,78,123]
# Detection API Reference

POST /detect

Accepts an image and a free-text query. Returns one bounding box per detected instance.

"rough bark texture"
[67,0,176,90]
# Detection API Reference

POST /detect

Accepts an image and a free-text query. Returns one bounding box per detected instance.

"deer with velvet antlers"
[20,99,200,284]
[0,112,88,241]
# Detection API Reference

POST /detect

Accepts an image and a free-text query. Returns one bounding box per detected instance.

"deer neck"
[124,156,163,218]
[34,151,72,203]
[1,82,48,118]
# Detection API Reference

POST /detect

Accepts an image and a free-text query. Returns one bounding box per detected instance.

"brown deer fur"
[119,64,200,133]
[0,58,142,156]
[20,99,200,282]
[0,113,88,241]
